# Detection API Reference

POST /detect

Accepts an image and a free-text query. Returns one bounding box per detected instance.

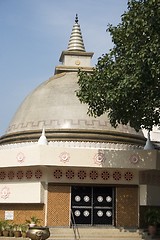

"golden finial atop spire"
[75,14,78,24]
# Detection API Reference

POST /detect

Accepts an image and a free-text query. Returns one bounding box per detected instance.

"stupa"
[0,15,159,229]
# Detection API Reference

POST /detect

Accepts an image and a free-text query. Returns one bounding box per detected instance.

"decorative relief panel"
[101,171,110,180]
[89,170,98,180]
[26,170,33,179]
[35,170,43,179]
[65,170,74,179]
[16,152,25,163]
[17,170,24,180]
[124,172,133,181]
[53,169,63,179]
[59,152,70,163]
[113,171,122,181]
[51,169,135,183]
[0,168,136,184]
[94,151,106,165]
[77,170,86,180]
[0,186,10,199]
[8,171,14,180]
[0,171,6,180]
[0,169,43,181]
[129,154,139,164]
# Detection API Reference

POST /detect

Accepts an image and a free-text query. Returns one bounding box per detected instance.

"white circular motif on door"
[97,210,103,217]
[83,210,90,217]
[106,196,112,202]
[84,195,90,202]
[75,195,81,202]
[74,210,81,217]
[106,211,112,217]
[97,196,103,202]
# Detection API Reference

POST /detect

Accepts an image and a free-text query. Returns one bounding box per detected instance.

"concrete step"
[49,227,144,240]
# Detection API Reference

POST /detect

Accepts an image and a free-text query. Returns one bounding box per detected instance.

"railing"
[70,209,80,240]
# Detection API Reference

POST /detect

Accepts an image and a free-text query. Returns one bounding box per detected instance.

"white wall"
[0,182,44,203]
[0,145,158,170]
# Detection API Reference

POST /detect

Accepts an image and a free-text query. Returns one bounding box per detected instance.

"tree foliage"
[77,0,160,132]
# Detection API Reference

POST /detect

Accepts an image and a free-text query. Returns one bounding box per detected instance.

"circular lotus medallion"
[83,210,90,217]
[84,195,90,202]
[75,195,81,202]
[74,210,81,217]
[97,196,103,202]
[106,196,112,202]
[106,211,112,217]
[97,210,103,217]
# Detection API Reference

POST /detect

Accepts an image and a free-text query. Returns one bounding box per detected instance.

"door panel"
[93,187,113,207]
[93,208,113,225]
[72,207,91,224]
[71,186,91,206]
[71,186,92,224]
[93,187,113,225]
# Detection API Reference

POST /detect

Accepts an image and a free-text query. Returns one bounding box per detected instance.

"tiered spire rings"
[67,14,85,52]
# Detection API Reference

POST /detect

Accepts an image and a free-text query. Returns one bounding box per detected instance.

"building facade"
[0,16,160,228]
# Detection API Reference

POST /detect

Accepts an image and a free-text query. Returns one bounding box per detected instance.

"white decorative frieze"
[49,141,142,150]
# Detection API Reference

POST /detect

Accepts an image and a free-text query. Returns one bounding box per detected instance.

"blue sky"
[0,0,128,136]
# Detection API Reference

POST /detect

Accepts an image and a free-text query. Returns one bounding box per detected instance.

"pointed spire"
[55,14,94,74]
[67,14,85,52]
[144,131,154,150]
[38,128,48,145]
